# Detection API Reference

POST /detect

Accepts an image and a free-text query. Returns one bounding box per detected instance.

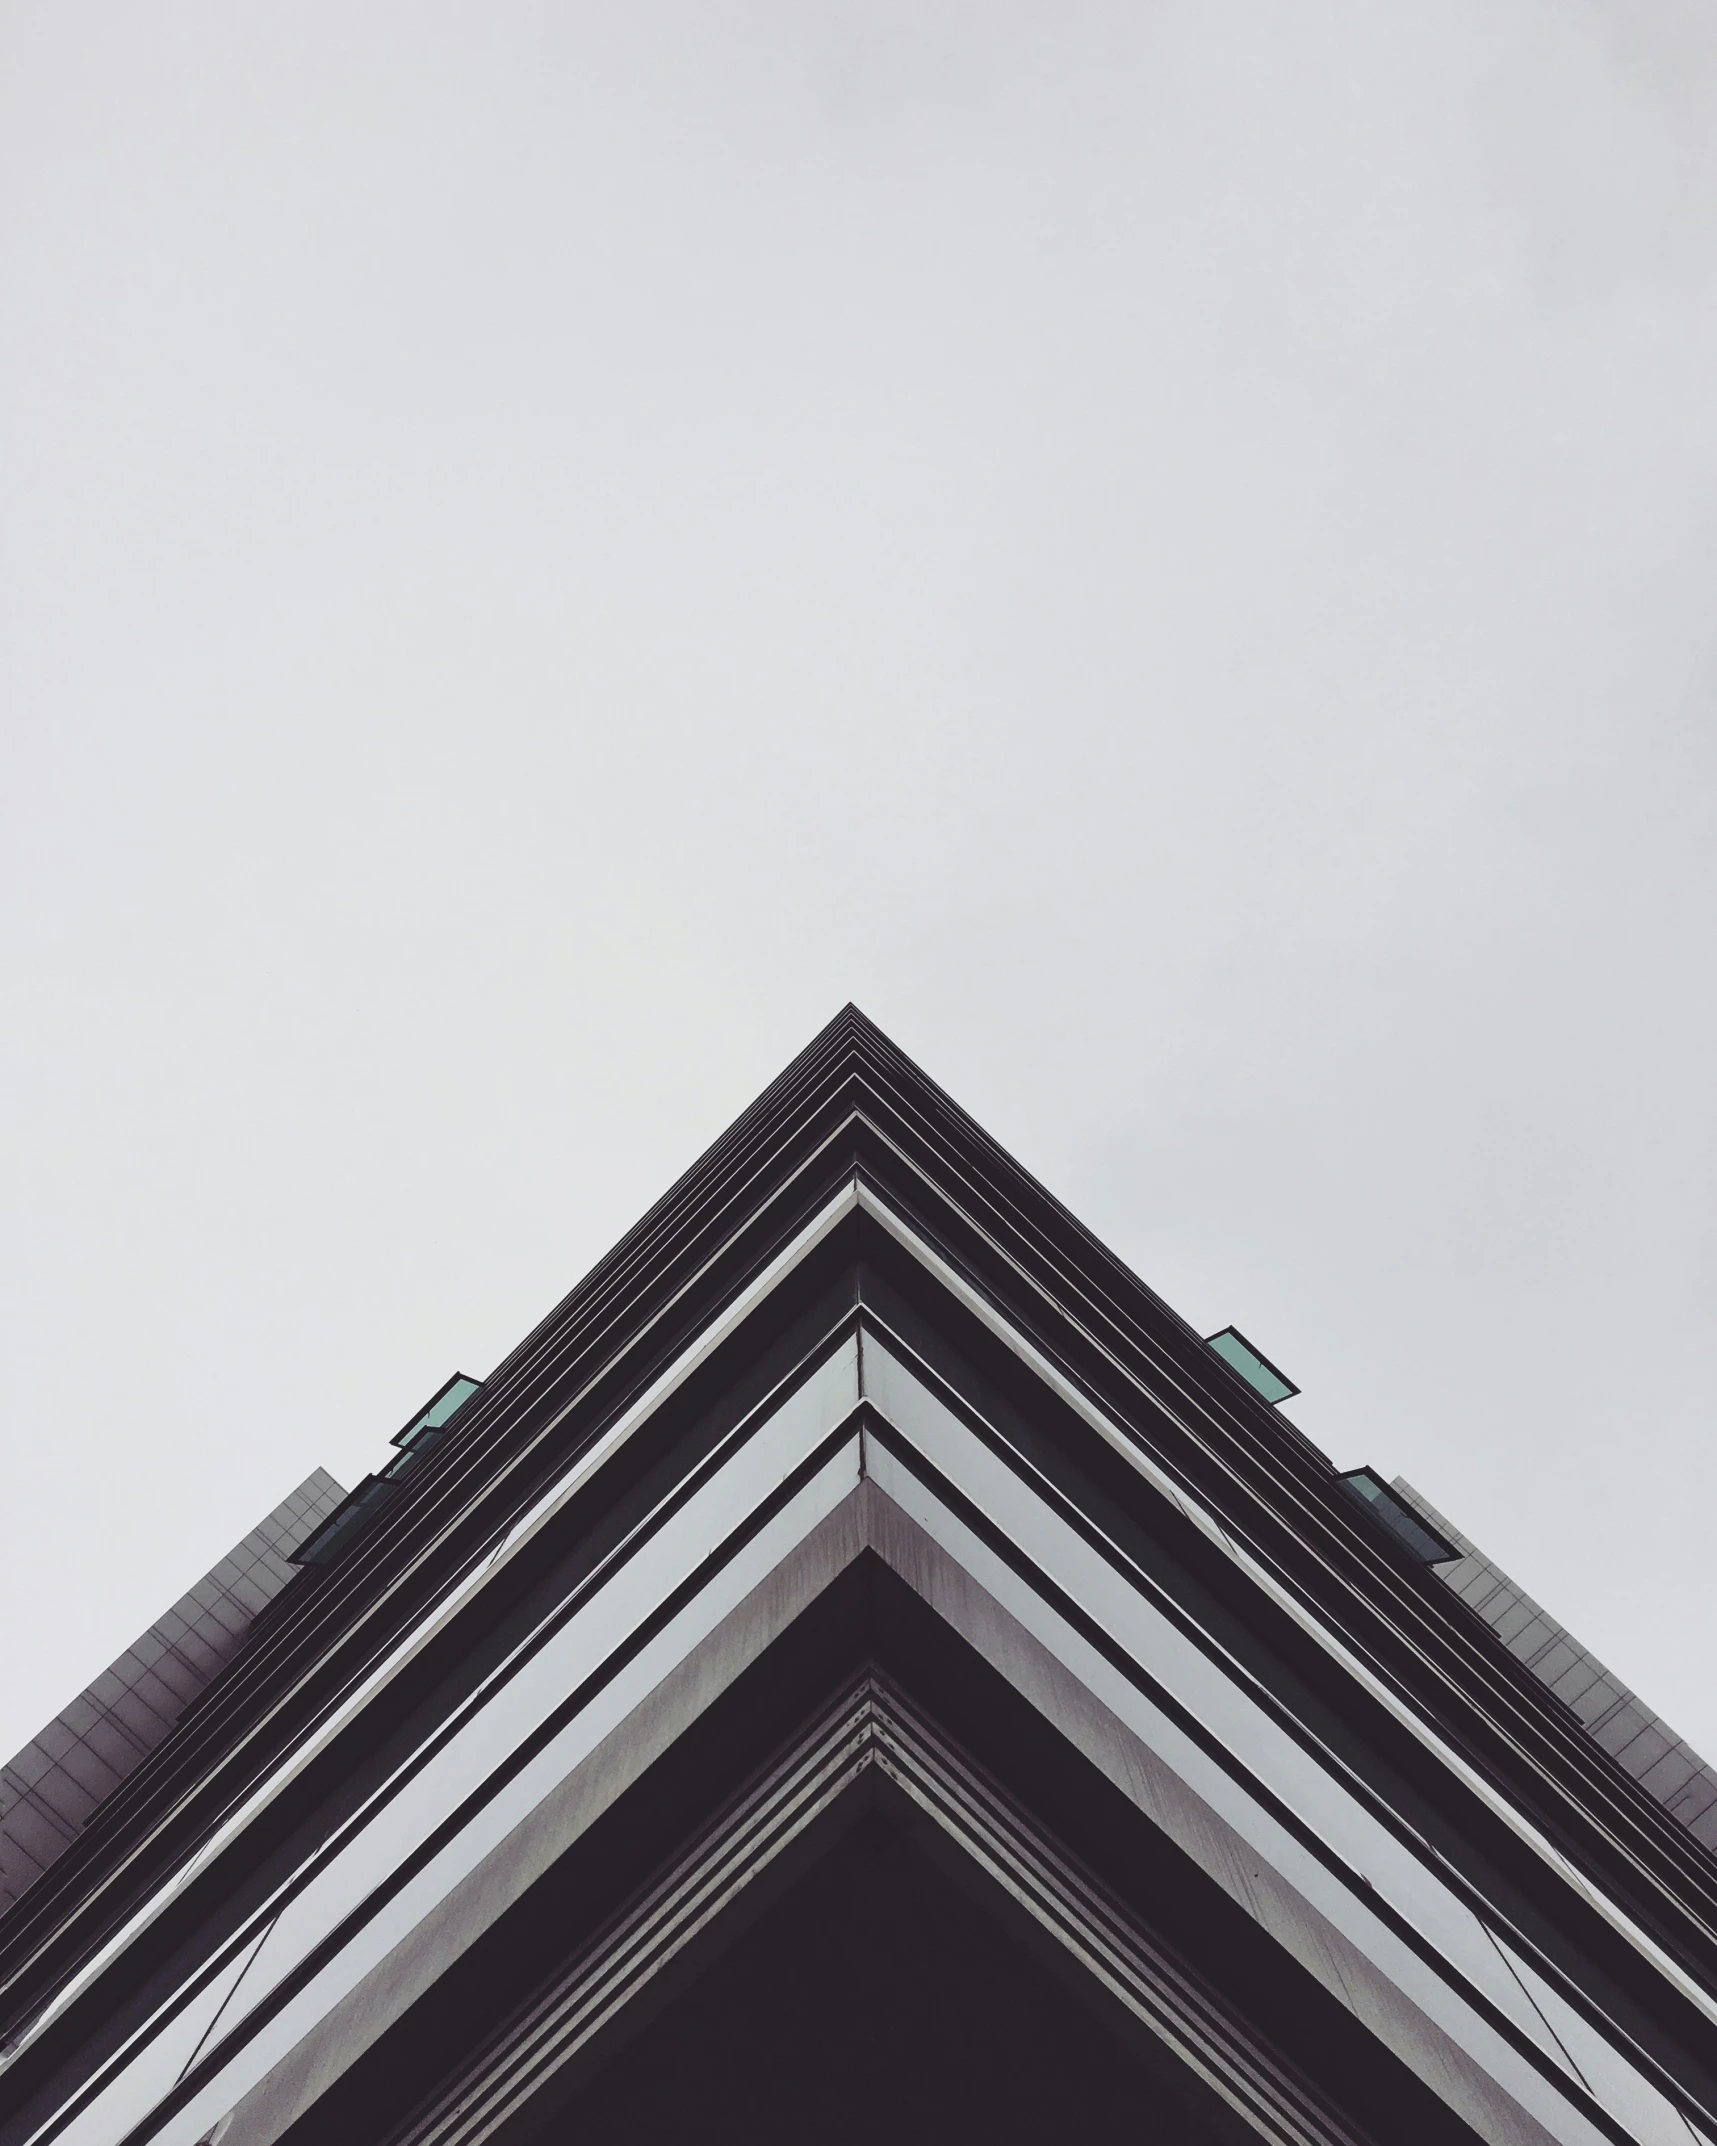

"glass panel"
[51,1343,866,2146]
[1496,1935,1697,2146]
[1204,1328,1297,1404]
[859,1340,1610,2138]
[292,1479,398,1567]
[1338,1472,1459,1565]
[395,1375,482,1449]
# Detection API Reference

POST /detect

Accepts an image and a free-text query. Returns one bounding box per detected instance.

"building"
[1392,1482,1717,1855]
[2,1007,1714,2145]
[0,1475,345,1924]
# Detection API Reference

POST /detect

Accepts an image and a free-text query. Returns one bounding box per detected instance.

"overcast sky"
[3,1,1715,1771]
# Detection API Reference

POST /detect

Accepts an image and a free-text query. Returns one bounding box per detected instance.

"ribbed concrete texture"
[0,1469,345,1920]
[1396,1476,1717,1852]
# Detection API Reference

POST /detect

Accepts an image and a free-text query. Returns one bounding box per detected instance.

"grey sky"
[3,2,1715,1769]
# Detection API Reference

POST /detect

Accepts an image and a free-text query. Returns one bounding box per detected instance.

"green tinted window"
[395,1374,482,1450]
[1204,1327,1298,1405]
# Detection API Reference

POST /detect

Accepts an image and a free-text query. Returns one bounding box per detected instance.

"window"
[1204,1327,1299,1405]
[291,1374,484,1568]
[1336,1470,1460,1565]
[393,1374,482,1452]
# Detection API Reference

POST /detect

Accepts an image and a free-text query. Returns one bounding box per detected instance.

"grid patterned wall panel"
[0,1469,345,1921]
[1394,1477,1717,1853]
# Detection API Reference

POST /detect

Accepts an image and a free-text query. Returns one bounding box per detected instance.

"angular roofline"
[4,1008,1716,2074]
